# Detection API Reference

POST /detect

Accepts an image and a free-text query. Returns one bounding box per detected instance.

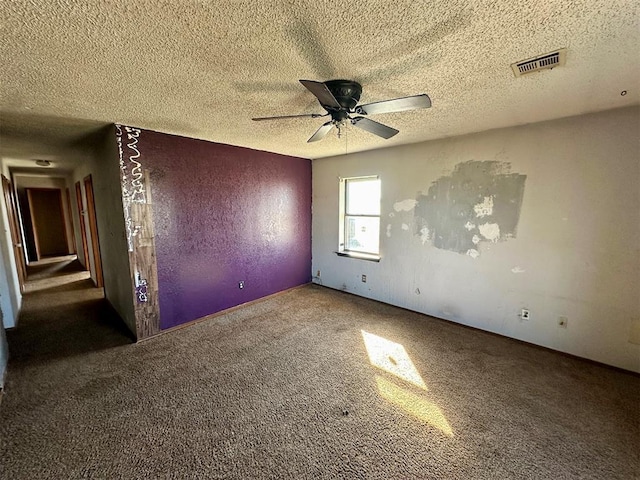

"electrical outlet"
[361,274,367,283]
[239,281,244,289]
[520,308,530,320]
[558,316,568,328]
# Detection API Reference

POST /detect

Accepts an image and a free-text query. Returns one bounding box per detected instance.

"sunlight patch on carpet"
[375,375,453,436]
[361,330,427,390]
[362,330,453,436]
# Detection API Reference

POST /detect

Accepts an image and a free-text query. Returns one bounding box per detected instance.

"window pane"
[346,178,380,215]
[345,216,380,254]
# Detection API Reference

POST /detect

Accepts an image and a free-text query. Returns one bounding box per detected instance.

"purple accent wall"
[135,130,311,330]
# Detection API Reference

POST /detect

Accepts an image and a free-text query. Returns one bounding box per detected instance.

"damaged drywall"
[414,161,526,257]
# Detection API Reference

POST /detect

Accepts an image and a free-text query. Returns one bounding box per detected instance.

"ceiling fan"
[252,80,431,143]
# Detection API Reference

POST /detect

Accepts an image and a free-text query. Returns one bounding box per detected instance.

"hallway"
[3,255,132,367]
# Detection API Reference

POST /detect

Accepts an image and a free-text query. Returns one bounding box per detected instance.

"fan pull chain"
[345,122,348,155]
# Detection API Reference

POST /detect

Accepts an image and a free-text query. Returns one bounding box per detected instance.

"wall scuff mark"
[414,161,526,256]
[466,249,480,259]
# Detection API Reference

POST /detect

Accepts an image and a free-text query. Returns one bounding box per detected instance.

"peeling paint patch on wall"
[419,227,430,244]
[474,196,494,217]
[478,222,500,242]
[394,199,418,212]
[414,161,526,256]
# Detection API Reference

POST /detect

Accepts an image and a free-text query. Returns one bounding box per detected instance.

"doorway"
[26,188,69,260]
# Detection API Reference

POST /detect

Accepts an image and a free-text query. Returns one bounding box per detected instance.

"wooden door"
[26,188,69,259]
[2,175,26,293]
[75,181,90,271]
[83,175,103,288]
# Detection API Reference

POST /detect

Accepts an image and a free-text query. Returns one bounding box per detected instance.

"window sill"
[335,251,381,262]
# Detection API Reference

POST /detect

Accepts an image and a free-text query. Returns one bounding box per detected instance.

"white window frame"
[338,175,381,261]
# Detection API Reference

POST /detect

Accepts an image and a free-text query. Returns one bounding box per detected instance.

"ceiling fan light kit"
[252,79,431,143]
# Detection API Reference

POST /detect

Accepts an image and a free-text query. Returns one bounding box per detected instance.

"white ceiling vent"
[511,49,566,77]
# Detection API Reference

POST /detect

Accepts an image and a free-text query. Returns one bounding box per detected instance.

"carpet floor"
[1,259,638,479]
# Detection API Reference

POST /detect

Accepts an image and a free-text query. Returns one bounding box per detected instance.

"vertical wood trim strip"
[116,125,160,339]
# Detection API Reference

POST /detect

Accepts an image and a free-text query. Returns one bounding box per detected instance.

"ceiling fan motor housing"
[324,80,362,111]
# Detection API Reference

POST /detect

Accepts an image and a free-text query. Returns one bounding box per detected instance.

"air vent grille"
[512,49,566,77]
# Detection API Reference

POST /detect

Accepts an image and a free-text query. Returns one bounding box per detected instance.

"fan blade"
[307,121,334,143]
[356,94,431,116]
[300,80,341,109]
[351,117,399,139]
[252,113,326,121]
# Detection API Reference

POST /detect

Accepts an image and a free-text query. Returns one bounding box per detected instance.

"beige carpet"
[1,259,638,479]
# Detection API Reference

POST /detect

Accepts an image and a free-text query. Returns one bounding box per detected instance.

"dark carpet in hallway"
[0,261,638,479]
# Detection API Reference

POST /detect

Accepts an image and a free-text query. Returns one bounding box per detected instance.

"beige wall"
[0,306,7,388]
[0,246,12,388]
[312,106,640,372]
[71,126,136,336]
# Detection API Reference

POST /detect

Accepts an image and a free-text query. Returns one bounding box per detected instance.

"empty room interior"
[0,1,638,479]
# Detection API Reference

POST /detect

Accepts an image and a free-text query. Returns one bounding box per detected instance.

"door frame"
[75,181,90,271]
[83,175,104,288]
[2,175,27,293]
[65,188,76,254]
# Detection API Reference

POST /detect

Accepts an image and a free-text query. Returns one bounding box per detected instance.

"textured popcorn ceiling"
[1,0,638,166]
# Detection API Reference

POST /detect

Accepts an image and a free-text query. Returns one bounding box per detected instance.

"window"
[339,176,381,259]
